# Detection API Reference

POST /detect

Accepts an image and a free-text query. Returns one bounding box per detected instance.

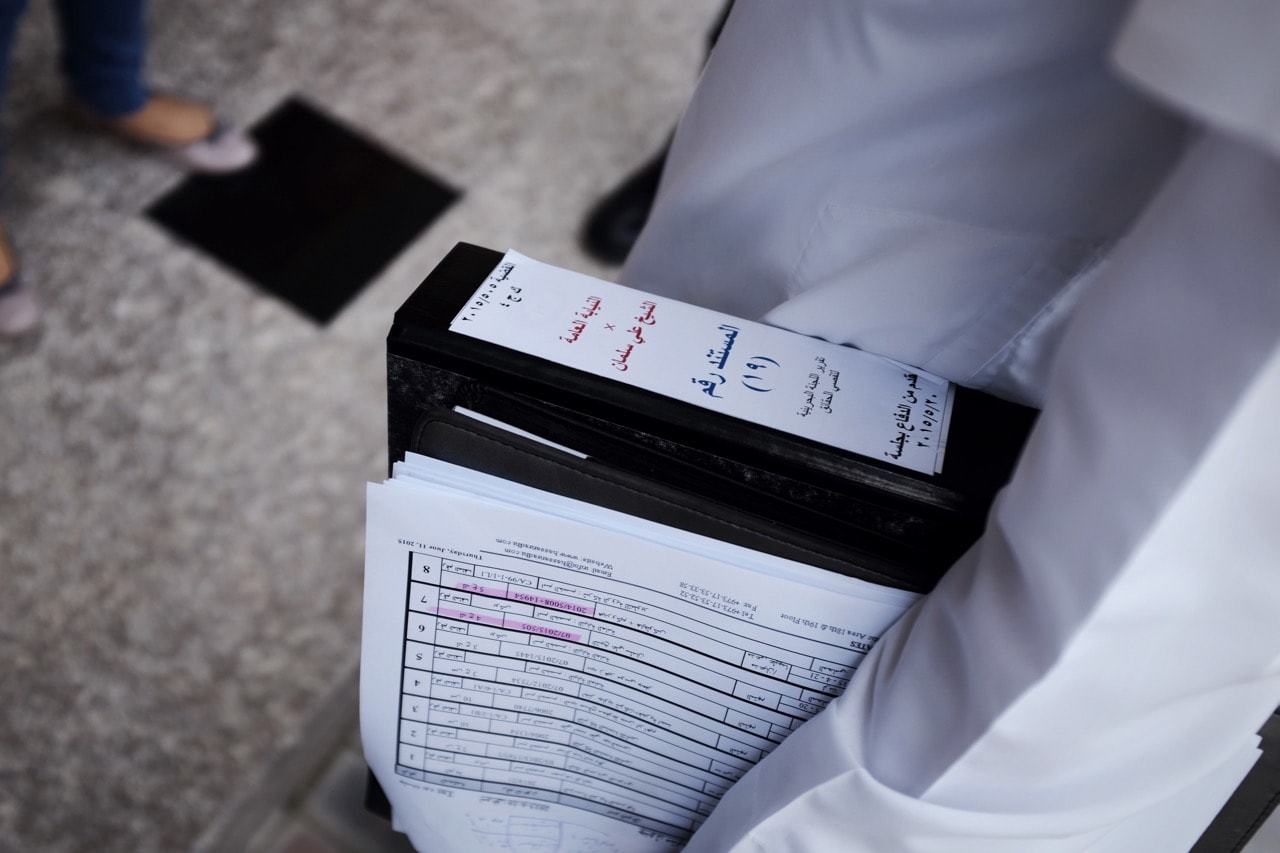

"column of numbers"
[398,553,441,776]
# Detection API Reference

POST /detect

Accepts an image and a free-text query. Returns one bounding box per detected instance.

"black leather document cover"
[410,409,929,591]
[387,243,1037,585]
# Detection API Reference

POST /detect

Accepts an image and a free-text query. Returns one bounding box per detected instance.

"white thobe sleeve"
[1112,0,1280,160]
[682,126,1280,852]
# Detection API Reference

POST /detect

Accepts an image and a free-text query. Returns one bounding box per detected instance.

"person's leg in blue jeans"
[55,0,257,161]
[0,0,29,111]
[0,0,257,336]
[54,0,148,118]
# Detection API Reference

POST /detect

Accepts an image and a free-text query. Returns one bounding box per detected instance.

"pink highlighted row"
[453,583,596,617]
[430,606,583,643]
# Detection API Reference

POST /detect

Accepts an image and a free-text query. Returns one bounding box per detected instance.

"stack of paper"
[362,452,920,852]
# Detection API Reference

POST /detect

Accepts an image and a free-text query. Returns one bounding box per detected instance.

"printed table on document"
[395,548,864,841]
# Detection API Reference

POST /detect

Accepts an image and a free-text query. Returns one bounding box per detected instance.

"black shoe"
[580,146,668,266]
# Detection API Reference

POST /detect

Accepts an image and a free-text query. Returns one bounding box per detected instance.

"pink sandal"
[77,93,258,174]
[0,225,39,338]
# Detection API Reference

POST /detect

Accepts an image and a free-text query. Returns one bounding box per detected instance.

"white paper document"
[448,251,954,475]
[362,454,920,852]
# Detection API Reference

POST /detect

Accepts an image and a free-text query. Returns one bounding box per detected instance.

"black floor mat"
[147,96,460,324]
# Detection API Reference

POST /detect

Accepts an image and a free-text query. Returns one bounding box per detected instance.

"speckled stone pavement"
[0,3,716,850]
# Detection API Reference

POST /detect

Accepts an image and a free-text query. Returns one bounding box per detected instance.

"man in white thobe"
[620,1,1280,849]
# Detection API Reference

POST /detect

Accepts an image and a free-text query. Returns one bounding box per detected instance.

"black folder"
[386,242,1037,593]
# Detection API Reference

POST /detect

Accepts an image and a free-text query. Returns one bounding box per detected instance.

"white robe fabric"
[620,2,1280,850]
[623,1,1189,408]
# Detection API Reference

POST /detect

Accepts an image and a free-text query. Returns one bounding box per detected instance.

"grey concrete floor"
[0,3,716,850]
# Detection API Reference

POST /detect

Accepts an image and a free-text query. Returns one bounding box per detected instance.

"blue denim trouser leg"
[54,0,148,117]
[0,0,29,197]
[0,0,28,113]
